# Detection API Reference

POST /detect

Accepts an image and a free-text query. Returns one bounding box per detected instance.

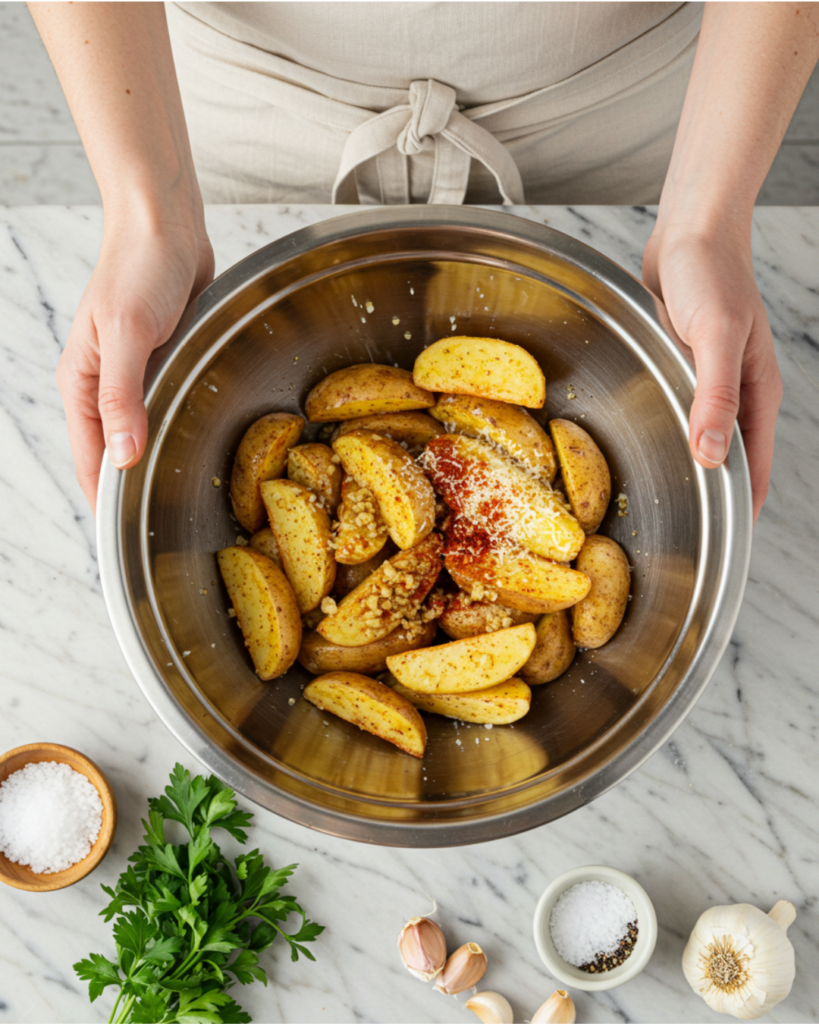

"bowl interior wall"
[132,252,699,821]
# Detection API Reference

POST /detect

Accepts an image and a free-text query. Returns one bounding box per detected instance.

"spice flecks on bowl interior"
[549,880,638,973]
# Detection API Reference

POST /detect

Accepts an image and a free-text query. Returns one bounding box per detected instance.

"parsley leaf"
[74,764,323,1023]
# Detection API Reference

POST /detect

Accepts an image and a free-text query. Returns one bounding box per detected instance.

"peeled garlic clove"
[465,991,514,1024]
[398,916,447,981]
[682,901,796,1020]
[436,941,488,994]
[532,990,576,1024]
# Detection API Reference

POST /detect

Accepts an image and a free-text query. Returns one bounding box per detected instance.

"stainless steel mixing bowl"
[97,207,751,846]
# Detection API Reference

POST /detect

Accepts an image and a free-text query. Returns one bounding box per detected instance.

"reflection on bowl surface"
[98,207,751,846]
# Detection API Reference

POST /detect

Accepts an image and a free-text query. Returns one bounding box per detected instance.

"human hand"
[57,215,214,512]
[642,225,781,523]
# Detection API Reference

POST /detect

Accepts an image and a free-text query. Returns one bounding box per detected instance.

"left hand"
[642,224,782,523]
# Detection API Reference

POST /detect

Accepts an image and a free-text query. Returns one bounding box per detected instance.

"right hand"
[57,213,214,512]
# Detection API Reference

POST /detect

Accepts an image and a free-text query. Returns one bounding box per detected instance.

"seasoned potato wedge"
[333,475,390,565]
[430,394,556,483]
[386,623,536,694]
[305,364,434,422]
[216,546,302,680]
[303,672,427,758]
[230,413,304,533]
[390,675,532,725]
[318,533,442,647]
[298,620,437,675]
[413,337,545,408]
[334,540,396,597]
[287,443,342,514]
[550,419,611,534]
[571,535,630,648]
[249,527,283,570]
[446,548,591,615]
[333,430,435,550]
[439,590,537,640]
[333,411,444,448]
[520,610,576,684]
[261,479,336,614]
[424,434,584,562]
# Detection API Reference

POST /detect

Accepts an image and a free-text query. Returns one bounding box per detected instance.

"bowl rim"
[96,205,752,846]
[532,864,658,990]
[0,742,117,891]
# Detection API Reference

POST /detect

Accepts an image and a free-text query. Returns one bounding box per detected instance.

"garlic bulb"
[465,991,514,1024]
[532,990,576,1024]
[682,900,796,1020]
[398,916,447,981]
[436,941,488,994]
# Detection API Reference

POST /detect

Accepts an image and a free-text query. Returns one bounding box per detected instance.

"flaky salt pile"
[550,880,638,970]
[0,761,103,873]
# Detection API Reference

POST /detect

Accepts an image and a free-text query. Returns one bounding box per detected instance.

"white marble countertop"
[0,204,817,1024]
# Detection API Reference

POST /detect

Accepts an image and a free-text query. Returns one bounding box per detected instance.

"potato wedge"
[333,430,435,550]
[318,533,442,647]
[249,527,283,570]
[571,535,630,648]
[424,434,584,562]
[439,590,537,640]
[390,675,532,725]
[430,394,556,483]
[520,610,576,684]
[305,364,434,422]
[298,620,437,675]
[333,411,444,448]
[216,545,302,680]
[287,443,342,514]
[386,623,536,694]
[334,540,396,597]
[446,548,590,615]
[260,479,336,614]
[303,672,427,758]
[413,337,545,408]
[230,413,304,533]
[333,475,390,565]
[550,419,611,534]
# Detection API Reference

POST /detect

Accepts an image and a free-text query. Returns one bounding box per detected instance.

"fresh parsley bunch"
[74,764,323,1024]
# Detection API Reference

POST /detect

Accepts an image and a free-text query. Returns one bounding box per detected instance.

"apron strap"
[332,79,524,205]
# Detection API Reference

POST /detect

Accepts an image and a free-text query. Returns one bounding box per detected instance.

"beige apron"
[168,1,702,205]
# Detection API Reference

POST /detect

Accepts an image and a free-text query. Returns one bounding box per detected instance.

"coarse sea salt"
[549,881,637,968]
[0,761,103,874]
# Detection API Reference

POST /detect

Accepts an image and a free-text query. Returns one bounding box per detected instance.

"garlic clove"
[436,941,488,994]
[398,916,447,981]
[682,902,796,1020]
[532,990,576,1024]
[465,991,514,1024]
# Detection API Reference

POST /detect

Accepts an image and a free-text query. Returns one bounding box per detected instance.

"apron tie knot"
[397,80,458,156]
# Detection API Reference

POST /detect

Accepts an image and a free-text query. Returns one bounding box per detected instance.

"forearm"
[658,1,819,237]
[27,1,202,229]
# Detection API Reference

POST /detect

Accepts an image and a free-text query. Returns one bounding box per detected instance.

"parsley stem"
[108,986,124,1024]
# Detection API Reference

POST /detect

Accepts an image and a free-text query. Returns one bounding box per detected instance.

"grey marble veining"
[0,205,817,1024]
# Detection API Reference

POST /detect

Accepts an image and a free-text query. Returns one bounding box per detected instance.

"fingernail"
[108,431,136,468]
[698,429,727,465]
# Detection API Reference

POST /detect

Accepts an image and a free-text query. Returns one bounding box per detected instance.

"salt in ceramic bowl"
[533,864,658,991]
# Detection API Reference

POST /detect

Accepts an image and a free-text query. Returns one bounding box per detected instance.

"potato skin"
[303,672,427,758]
[249,527,283,569]
[305,364,434,423]
[333,430,435,550]
[334,540,396,597]
[413,337,546,408]
[520,610,576,684]
[550,418,611,534]
[571,535,630,648]
[298,620,437,675]
[287,443,342,514]
[446,548,590,615]
[439,590,537,640]
[216,545,302,680]
[333,412,444,448]
[430,393,556,483]
[230,412,304,533]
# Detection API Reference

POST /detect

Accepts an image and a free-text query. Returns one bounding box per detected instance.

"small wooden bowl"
[0,743,117,892]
